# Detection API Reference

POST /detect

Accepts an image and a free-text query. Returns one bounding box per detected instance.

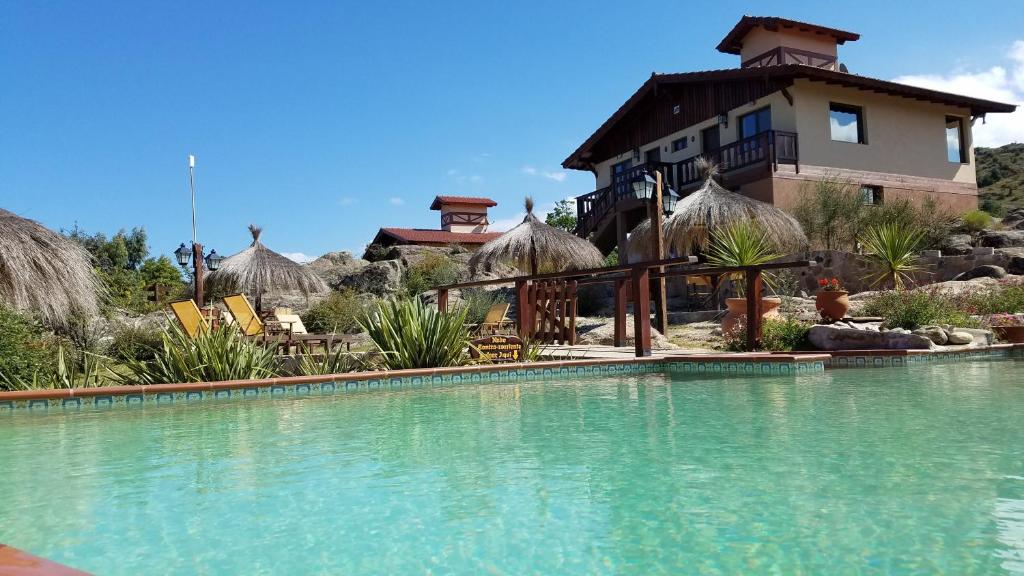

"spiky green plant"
[859,223,924,290]
[118,323,278,384]
[0,344,114,390]
[706,220,782,297]
[359,298,471,370]
[294,349,375,376]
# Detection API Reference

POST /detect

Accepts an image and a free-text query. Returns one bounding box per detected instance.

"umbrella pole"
[529,239,538,276]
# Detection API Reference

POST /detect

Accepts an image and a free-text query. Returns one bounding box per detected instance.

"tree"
[140,256,184,286]
[544,199,577,232]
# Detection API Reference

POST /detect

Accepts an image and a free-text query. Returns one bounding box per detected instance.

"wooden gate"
[525,280,577,345]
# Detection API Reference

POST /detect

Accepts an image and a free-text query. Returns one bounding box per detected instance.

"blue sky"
[3,0,1023,262]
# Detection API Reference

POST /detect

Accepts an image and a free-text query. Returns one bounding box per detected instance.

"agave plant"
[294,349,375,376]
[859,223,924,290]
[705,220,782,297]
[118,323,278,385]
[0,344,113,390]
[359,297,471,370]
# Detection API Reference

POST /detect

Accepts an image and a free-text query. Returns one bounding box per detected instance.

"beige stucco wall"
[788,79,975,183]
[439,203,489,233]
[739,27,838,63]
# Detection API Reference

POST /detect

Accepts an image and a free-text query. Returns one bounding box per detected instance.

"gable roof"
[562,65,1017,170]
[717,16,860,55]
[429,195,498,210]
[373,228,503,245]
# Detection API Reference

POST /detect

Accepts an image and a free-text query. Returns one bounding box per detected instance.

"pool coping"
[0,345,1020,411]
[0,543,88,575]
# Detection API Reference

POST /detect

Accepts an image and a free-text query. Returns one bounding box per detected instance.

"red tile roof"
[717,16,860,55]
[376,228,503,245]
[430,196,498,210]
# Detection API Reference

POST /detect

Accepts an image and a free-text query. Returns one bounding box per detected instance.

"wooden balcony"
[575,130,798,251]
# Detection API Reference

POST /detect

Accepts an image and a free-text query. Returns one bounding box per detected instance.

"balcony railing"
[576,130,798,237]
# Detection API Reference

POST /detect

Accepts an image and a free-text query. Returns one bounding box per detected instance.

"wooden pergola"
[437,257,815,356]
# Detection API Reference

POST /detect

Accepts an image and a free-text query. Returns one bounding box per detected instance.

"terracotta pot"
[992,326,1024,344]
[815,290,850,322]
[722,297,782,335]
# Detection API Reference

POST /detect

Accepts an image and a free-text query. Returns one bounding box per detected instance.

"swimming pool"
[2,359,1022,574]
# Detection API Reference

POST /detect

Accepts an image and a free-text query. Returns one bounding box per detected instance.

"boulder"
[952,265,1007,281]
[913,325,948,345]
[334,260,404,296]
[979,230,1024,248]
[940,234,974,256]
[808,325,933,350]
[575,316,678,349]
[308,251,370,287]
[946,331,974,345]
[1008,256,1024,276]
[955,327,994,346]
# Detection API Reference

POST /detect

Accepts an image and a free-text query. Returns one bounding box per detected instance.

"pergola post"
[192,242,205,307]
[437,288,448,313]
[613,277,628,347]
[745,268,764,351]
[515,280,530,339]
[650,170,668,336]
[631,265,652,357]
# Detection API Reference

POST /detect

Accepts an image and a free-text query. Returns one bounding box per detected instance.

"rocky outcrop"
[912,325,948,345]
[979,230,1024,248]
[809,324,933,350]
[952,265,1007,281]
[1009,256,1024,276]
[940,234,974,256]
[308,251,370,287]
[334,260,404,296]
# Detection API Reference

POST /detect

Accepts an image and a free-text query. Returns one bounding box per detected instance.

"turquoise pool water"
[1,360,1023,574]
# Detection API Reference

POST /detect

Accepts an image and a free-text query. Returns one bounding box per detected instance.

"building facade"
[564,16,1016,253]
[365,195,502,256]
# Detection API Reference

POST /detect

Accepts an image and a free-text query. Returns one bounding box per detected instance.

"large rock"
[308,251,370,287]
[334,260,404,296]
[952,265,1007,281]
[808,325,933,350]
[979,230,1024,248]
[946,331,974,345]
[575,316,678,349]
[1008,256,1024,276]
[940,234,974,256]
[913,325,948,345]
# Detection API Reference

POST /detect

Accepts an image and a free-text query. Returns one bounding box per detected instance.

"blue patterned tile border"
[0,349,1016,412]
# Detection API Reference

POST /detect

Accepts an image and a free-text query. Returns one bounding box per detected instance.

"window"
[946,116,966,163]
[860,185,883,206]
[830,103,865,143]
[672,137,688,152]
[611,160,632,176]
[738,107,771,140]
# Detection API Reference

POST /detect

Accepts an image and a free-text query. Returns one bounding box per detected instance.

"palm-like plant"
[359,298,471,370]
[859,223,923,290]
[295,349,374,376]
[706,220,782,297]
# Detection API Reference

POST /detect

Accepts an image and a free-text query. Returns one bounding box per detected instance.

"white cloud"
[338,197,357,206]
[281,252,316,264]
[543,171,567,182]
[522,165,568,182]
[388,197,405,206]
[521,165,538,175]
[892,40,1024,147]
[489,213,525,232]
[829,116,860,143]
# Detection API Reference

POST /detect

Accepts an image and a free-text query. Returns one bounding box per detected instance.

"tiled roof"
[377,228,503,244]
[429,196,498,210]
[717,16,860,55]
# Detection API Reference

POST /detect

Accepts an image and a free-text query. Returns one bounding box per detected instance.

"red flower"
[818,279,828,287]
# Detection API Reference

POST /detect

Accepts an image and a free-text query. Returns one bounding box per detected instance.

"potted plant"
[989,314,1024,344]
[706,220,783,335]
[815,277,849,322]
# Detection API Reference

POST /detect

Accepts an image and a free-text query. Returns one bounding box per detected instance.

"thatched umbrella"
[0,208,101,327]
[206,225,328,310]
[630,162,807,257]
[469,198,604,276]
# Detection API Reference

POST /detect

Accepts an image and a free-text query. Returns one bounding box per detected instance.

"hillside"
[977,143,1024,214]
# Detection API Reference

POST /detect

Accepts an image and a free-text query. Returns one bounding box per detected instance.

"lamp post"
[175,155,223,307]
[631,168,676,335]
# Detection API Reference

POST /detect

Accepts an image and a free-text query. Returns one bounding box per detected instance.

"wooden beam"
[614,278,628,347]
[745,270,764,351]
[631,265,652,357]
[515,280,530,339]
[437,288,448,312]
[651,170,668,336]
[781,87,794,106]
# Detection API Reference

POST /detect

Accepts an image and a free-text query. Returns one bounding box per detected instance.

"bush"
[0,306,52,389]
[458,288,505,326]
[108,323,165,363]
[793,175,865,251]
[302,289,369,334]
[861,288,975,330]
[860,197,956,251]
[723,317,811,352]
[402,252,462,297]
[968,279,1024,315]
[360,297,470,369]
[119,324,278,384]
[293,350,374,376]
[961,210,994,234]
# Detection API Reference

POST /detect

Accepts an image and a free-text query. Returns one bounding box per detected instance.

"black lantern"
[631,173,656,201]
[204,249,223,271]
[662,187,680,215]
[174,243,191,268]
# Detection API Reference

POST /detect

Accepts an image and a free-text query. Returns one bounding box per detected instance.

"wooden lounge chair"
[472,303,513,336]
[222,293,265,337]
[222,294,353,355]
[169,299,209,339]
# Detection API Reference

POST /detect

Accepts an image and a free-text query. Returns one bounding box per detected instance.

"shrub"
[723,317,811,352]
[793,175,865,250]
[360,297,470,369]
[107,323,165,363]
[458,288,505,326]
[961,210,994,234]
[302,289,369,334]
[293,350,374,376]
[0,343,113,390]
[860,197,956,251]
[859,223,923,290]
[706,220,781,296]
[968,279,1024,315]
[860,288,975,330]
[119,324,278,384]
[402,252,462,297]
[0,305,52,389]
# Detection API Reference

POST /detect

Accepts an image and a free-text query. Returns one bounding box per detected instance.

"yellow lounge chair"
[474,303,513,336]
[169,299,209,339]
[223,293,264,336]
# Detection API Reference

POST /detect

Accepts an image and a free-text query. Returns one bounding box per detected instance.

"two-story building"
[565,16,1017,253]
[365,195,502,257]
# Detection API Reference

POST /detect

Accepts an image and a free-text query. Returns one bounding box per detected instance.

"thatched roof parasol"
[623,218,669,264]
[206,225,328,306]
[0,208,102,327]
[631,162,807,257]
[469,198,604,276]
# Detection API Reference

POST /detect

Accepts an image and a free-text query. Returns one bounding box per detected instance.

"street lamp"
[174,243,191,267]
[631,173,656,201]
[662,187,680,215]
[205,250,223,272]
[175,241,221,306]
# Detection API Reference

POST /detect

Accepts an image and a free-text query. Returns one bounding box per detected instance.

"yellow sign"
[471,335,525,363]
